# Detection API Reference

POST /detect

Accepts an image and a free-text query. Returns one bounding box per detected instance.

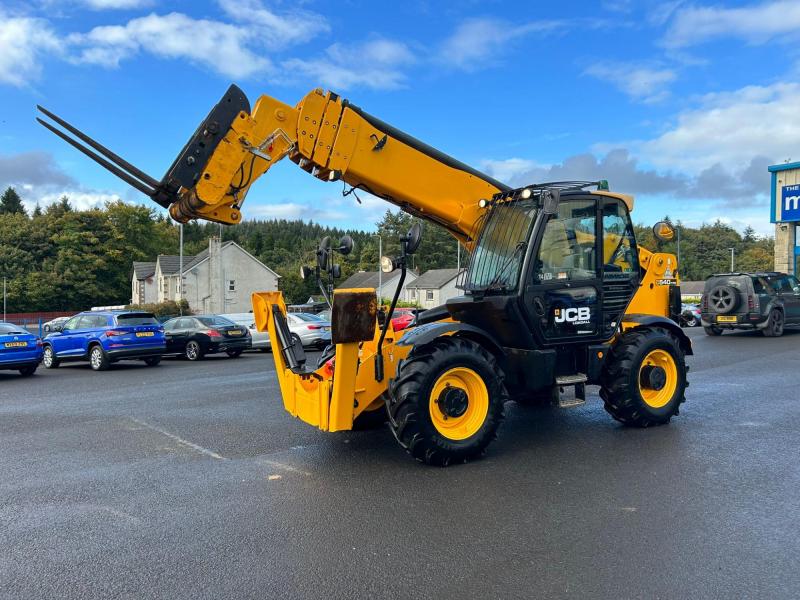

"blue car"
[43,310,165,371]
[0,322,43,376]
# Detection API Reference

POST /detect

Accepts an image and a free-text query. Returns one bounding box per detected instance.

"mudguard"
[396,321,506,358]
[622,314,693,355]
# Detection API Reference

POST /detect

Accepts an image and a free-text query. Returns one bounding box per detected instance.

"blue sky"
[1,0,799,235]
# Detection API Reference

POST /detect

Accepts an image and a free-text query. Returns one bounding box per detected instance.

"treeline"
[0,185,775,312]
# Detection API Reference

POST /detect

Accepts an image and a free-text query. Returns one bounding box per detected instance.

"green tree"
[0,187,26,216]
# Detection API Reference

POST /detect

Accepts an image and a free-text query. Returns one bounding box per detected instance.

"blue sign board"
[782,184,800,222]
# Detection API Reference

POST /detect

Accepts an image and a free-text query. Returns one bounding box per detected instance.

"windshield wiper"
[484,241,527,291]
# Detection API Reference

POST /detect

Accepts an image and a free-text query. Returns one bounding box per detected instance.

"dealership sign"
[783,184,800,221]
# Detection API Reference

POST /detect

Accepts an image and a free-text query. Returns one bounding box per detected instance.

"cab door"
[524,197,603,344]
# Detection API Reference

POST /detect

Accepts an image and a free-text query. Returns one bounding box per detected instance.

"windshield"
[116,313,158,326]
[464,198,538,292]
[198,316,236,327]
[293,313,323,322]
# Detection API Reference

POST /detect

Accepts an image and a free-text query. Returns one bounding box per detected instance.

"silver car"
[286,313,332,349]
[221,313,271,351]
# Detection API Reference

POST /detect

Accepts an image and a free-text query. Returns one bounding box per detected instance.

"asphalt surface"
[2,328,800,599]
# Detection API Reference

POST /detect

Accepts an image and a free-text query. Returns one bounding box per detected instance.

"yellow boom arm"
[167,87,507,248]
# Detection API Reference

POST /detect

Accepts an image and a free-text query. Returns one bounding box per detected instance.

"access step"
[555,374,588,409]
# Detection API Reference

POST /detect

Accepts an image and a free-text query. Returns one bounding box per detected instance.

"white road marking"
[257,458,311,477]
[128,417,226,460]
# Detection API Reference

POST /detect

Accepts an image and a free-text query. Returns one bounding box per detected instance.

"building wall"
[408,277,461,309]
[182,243,279,314]
[131,277,157,305]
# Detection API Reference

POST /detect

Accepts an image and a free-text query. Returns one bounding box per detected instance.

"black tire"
[600,328,687,428]
[144,357,161,366]
[704,326,723,336]
[19,365,37,376]
[185,340,204,361]
[685,317,698,327]
[387,337,507,466]
[352,398,389,430]
[42,345,59,369]
[226,349,243,358]
[708,285,739,314]
[761,309,784,337]
[89,345,110,371]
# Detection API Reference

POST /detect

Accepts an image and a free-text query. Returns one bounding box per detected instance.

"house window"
[426,290,434,301]
[228,280,235,292]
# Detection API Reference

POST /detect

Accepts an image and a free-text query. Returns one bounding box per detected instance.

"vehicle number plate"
[136,331,155,337]
[4,341,27,348]
[716,316,737,323]
[228,330,242,336]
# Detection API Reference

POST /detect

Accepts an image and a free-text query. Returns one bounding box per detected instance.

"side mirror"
[542,188,560,215]
[337,235,354,256]
[404,222,422,255]
[652,221,675,242]
[52,325,63,332]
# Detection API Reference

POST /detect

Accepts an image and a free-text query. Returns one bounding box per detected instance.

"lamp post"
[373,234,382,302]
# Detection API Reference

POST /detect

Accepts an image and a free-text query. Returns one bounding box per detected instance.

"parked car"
[43,316,71,333]
[286,313,332,349]
[42,311,165,371]
[221,312,270,351]
[701,272,800,337]
[390,307,417,331]
[0,322,43,376]
[679,303,701,328]
[162,315,252,360]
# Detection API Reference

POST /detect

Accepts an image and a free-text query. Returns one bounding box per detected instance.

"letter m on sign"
[782,184,800,222]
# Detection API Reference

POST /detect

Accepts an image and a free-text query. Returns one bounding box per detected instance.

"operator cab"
[449,182,640,352]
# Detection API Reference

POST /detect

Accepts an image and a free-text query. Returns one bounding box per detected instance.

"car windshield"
[198,316,236,327]
[116,313,158,326]
[0,323,25,334]
[464,198,538,292]
[293,313,323,322]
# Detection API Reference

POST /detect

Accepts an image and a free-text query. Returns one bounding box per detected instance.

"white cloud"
[664,0,800,48]
[479,158,540,183]
[80,0,153,9]
[438,17,566,71]
[640,82,800,174]
[284,38,415,90]
[584,62,677,103]
[0,15,62,87]
[217,0,329,49]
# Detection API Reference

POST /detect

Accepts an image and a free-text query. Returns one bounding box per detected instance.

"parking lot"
[2,327,800,599]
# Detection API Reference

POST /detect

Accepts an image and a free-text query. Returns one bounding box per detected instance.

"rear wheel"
[19,365,37,376]
[185,340,203,361]
[761,309,784,337]
[42,345,59,369]
[226,349,243,358]
[388,337,506,466]
[600,328,687,427]
[89,345,110,371]
[704,325,723,336]
[144,357,161,366]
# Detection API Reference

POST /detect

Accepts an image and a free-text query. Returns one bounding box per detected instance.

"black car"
[162,315,251,360]
[701,272,800,337]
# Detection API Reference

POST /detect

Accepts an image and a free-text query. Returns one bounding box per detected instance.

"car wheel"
[42,345,59,368]
[19,365,37,377]
[226,349,243,358]
[291,333,302,347]
[144,357,161,366]
[703,326,723,336]
[43,325,51,333]
[762,309,784,337]
[185,340,203,361]
[685,317,698,327]
[89,345,110,371]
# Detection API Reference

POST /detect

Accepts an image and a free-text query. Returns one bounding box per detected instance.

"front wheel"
[685,317,698,327]
[600,328,687,427]
[388,337,507,466]
[185,340,204,361]
[704,325,723,336]
[42,345,59,369]
[761,309,784,337]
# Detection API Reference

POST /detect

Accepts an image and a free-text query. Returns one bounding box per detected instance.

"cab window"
[602,201,639,280]
[535,199,597,282]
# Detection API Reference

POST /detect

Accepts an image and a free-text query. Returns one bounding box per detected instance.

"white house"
[337,270,418,303]
[133,238,280,314]
[131,262,157,305]
[405,268,464,309]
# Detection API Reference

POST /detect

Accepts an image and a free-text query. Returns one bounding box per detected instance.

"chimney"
[208,236,223,313]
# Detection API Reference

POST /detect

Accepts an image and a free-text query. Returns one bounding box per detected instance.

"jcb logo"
[554,307,591,324]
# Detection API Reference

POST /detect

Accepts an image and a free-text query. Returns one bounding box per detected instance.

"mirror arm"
[375,251,407,383]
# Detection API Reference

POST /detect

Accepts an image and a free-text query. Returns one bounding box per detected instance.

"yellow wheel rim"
[638,349,678,408]
[428,367,490,441]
